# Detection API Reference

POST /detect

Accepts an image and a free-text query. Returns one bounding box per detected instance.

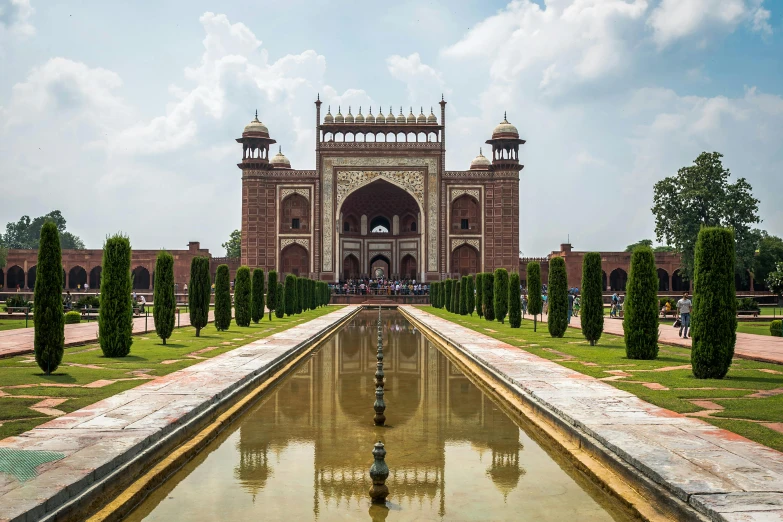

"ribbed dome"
[417,107,427,124]
[355,106,364,123]
[323,106,334,124]
[365,106,375,123]
[243,111,269,136]
[396,107,406,123]
[345,106,354,124]
[335,106,344,124]
[374,107,384,124]
[387,107,396,123]
[270,146,291,169]
[407,107,416,123]
[427,108,437,124]
[492,112,519,138]
[470,148,491,170]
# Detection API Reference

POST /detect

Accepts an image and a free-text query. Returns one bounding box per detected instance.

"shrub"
[475,273,484,318]
[494,269,509,324]
[234,266,251,327]
[74,295,100,309]
[251,269,265,323]
[444,279,453,313]
[691,228,737,379]
[188,256,211,337]
[658,297,677,311]
[34,222,64,373]
[527,262,542,332]
[296,277,305,314]
[310,279,317,310]
[623,247,659,360]
[581,253,604,346]
[737,297,759,312]
[214,264,231,331]
[65,311,81,324]
[275,282,285,318]
[284,275,297,316]
[454,280,461,315]
[6,295,31,309]
[466,275,476,316]
[99,234,133,357]
[267,271,278,320]
[509,272,521,328]
[771,320,782,337]
[430,282,438,307]
[547,257,568,337]
[483,272,495,321]
[459,276,468,315]
[153,251,175,345]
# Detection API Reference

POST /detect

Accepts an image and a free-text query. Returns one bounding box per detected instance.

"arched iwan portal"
[90,266,102,289]
[400,254,417,280]
[370,254,390,279]
[132,266,151,290]
[281,244,309,277]
[6,266,24,290]
[69,266,87,290]
[657,268,669,292]
[609,268,627,292]
[451,244,479,277]
[342,254,359,280]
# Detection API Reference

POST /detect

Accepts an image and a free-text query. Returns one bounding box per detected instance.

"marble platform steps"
[0,305,361,522]
[401,306,783,522]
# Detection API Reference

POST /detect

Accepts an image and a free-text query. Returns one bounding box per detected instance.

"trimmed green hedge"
[771,320,782,337]
[547,257,568,338]
[153,250,175,345]
[475,273,484,318]
[214,264,231,331]
[284,275,297,316]
[34,221,64,373]
[623,247,659,360]
[444,279,453,313]
[494,269,509,324]
[526,262,542,331]
[267,271,278,320]
[251,269,265,323]
[65,311,81,324]
[99,234,133,357]
[188,256,211,337]
[466,275,475,316]
[234,266,251,327]
[581,253,604,346]
[508,272,521,328]
[483,272,495,321]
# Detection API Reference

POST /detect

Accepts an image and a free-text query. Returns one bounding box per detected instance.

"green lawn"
[0,306,340,439]
[0,320,30,332]
[423,306,783,452]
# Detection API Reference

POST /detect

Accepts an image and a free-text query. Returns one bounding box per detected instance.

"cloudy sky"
[1,0,781,256]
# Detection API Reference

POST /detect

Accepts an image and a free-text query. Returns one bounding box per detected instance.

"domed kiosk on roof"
[491,112,519,139]
[470,149,491,170]
[270,147,291,169]
[243,111,270,137]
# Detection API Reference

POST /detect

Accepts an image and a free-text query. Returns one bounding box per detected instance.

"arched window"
[68,266,87,290]
[6,265,25,290]
[657,268,669,292]
[281,194,310,233]
[370,216,390,234]
[672,270,687,292]
[451,195,480,234]
[132,266,151,290]
[609,268,627,291]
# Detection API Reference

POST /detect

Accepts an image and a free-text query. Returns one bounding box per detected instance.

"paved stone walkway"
[404,306,783,521]
[0,311,215,360]
[0,305,359,522]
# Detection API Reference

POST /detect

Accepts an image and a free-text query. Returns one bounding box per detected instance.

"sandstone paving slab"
[402,306,783,521]
[0,305,359,522]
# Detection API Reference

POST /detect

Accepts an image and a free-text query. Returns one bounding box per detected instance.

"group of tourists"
[331,278,429,296]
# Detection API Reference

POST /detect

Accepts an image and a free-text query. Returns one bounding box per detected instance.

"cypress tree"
[454,280,461,314]
[527,262,542,332]
[623,247,659,359]
[285,275,297,316]
[310,279,317,310]
[466,275,476,315]
[494,269,509,324]
[99,234,133,357]
[430,282,438,307]
[275,282,285,318]
[581,253,604,346]
[459,276,468,315]
[691,228,737,379]
[475,273,484,318]
[483,272,495,321]
[444,279,453,313]
[153,250,175,345]
[234,266,252,327]
[251,268,265,323]
[214,264,231,330]
[296,277,305,314]
[509,272,522,328]
[188,256,210,337]
[34,221,64,373]
[266,271,278,320]
[547,257,568,338]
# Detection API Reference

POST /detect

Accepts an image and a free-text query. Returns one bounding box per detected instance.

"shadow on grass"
[37,373,77,383]
[159,344,187,349]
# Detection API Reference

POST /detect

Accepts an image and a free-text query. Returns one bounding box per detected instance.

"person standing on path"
[677,291,693,339]
[568,292,574,324]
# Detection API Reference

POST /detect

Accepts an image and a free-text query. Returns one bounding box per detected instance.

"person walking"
[567,292,574,324]
[676,291,693,339]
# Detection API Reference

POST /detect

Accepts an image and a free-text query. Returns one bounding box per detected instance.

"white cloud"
[0,0,35,40]
[386,53,446,103]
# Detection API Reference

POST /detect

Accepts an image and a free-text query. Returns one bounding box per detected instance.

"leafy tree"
[284,275,297,316]
[275,282,285,318]
[1,210,85,249]
[766,262,783,297]
[188,257,211,337]
[267,271,278,320]
[494,269,509,324]
[547,257,568,337]
[0,245,7,269]
[623,247,659,359]
[466,275,475,316]
[581,253,604,346]
[508,272,521,328]
[652,152,760,281]
[153,251,175,345]
[454,280,461,315]
[33,222,64,373]
[296,277,305,314]
[234,266,251,327]
[483,272,495,321]
[475,273,484,318]
[214,265,232,330]
[222,229,241,258]
[444,279,453,313]
[691,228,737,379]
[625,239,653,252]
[251,269,265,323]
[99,234,133,357]
[527,262,542,332]
[755,234,783,286]
[654,245,676,252]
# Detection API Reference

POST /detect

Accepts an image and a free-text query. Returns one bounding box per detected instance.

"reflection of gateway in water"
[234,313,524,511]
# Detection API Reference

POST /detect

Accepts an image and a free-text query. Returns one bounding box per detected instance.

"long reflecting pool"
[127,311,633,521]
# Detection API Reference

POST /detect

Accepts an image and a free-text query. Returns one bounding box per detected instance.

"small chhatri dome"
[374,106,384,124]
[470,148,491,170]
[345,106,354,123]
[365,106,375,123]
[270,146,291,169]
[335,106,344,123]
[324,106,334,124]
[243,110,270,136]
[387,106,396,123]
[407,107,416,123]
[355,106,365,123]
[427,107,437,124]
[492,111,519,138]
[417,107,426,124]
[396,107,406,123]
